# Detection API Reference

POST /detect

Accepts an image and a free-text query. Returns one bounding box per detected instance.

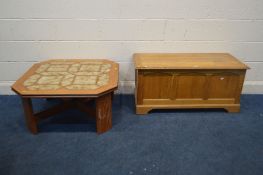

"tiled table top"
[12,59,119,96]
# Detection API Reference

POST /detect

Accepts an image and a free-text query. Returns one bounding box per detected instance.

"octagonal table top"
[12,59,119,97]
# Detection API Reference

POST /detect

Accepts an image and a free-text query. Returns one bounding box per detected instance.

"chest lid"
[134,53,249,70]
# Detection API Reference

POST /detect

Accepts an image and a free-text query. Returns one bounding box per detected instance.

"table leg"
[95,93,112,134]
[21,97,38,134]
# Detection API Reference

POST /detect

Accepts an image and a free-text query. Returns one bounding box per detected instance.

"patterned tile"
[23,60,112,91]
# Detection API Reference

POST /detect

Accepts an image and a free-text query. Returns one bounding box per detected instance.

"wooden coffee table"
[12,59,119,134]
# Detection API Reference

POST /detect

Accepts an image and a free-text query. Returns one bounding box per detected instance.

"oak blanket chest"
[134,53,249,114]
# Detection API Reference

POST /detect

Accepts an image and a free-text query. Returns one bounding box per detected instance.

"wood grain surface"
[96,93,112,134]
[134,53,249,69]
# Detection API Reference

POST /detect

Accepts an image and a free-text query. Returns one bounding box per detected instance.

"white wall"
[0,0,263,94]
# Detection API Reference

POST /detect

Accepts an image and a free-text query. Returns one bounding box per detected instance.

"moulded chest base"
[136,104,240,115]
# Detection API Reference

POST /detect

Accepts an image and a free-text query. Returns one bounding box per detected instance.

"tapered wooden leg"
[21,98,38,134]
[95,93,112,134]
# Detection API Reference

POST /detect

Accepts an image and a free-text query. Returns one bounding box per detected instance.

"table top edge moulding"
[12,59,119,97]
[134,53,250,70]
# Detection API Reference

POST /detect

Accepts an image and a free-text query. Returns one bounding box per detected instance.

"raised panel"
[208,74,239,98]
[142,72,173,99]
[175,74,206,99]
